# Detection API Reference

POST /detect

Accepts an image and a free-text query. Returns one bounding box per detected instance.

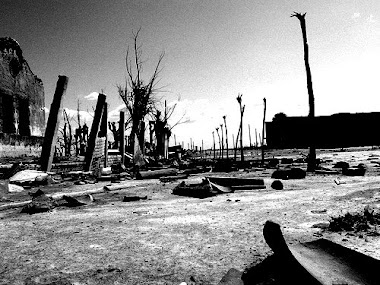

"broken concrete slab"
[9,170,49,185]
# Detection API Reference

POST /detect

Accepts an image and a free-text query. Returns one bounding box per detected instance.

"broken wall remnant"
[0,37,45,137]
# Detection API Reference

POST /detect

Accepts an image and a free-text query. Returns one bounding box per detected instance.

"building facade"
[0,37,45,137]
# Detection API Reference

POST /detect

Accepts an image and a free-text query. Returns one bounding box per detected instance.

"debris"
[271,180,283,190]
[172,180,217,199]
[7,183,24,193]
[136,168,178,179]
[311,209,327,214]
[328,206,380,234]
[21,189,57,214]
[159,174,189,183]
[3,162,22,179]
[333,161,349,169]
[206,176,265,187]
[312,222,329,229]
[62,195,86,207]
[122,195,147,202]
[9,170,49,185]
[342,163,366,176]
[271,168,306,180]
[218,268,244,285]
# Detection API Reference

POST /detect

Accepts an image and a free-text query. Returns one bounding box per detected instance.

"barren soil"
[1,148,380,285]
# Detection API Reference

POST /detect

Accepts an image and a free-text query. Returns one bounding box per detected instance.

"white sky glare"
[1,0,380,148]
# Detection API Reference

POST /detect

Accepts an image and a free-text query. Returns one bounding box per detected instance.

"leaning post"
[40,75,69,172]
[84,93,106,171]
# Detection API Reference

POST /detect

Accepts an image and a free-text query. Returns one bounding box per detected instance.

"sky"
[1,0,380,149]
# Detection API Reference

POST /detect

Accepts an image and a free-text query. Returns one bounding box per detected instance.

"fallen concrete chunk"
[62,195,86,207]
[21,189,57,214]
[7,183,24,193]
[9,170,49,185]
[122,195,147,202]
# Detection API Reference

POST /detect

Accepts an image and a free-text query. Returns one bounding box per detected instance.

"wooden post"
[40,76,69,172]
[119,111,125,165]
[262,98,266,165]
[84,93,106,171]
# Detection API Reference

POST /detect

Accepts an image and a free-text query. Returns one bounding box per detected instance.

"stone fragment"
[271,180,283,190]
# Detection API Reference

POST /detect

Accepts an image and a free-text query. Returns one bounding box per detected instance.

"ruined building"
[266,112,380,149]
[0,37,45,137]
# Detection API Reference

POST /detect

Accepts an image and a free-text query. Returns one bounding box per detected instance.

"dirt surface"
[1,148,380,285]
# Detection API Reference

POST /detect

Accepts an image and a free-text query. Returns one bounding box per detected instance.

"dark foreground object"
[242,221,380,284]
[220,221,380,284]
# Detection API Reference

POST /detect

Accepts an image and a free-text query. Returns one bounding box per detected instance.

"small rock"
[271,180,283,190]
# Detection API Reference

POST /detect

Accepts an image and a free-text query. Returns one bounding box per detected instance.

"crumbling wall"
[0,37,45,137]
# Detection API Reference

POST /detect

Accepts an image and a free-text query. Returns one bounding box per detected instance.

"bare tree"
[220,123,224,159]
[236,93,245,162]
[291,12,316,171]
[212,131,216,159]
[223,115,228,159]
[216,127,221,158]
[117,29,164,156]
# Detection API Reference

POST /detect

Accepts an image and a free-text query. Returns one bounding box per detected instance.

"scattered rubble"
[21,189,57,214]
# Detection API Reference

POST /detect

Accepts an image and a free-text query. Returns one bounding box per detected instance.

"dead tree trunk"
[223,115,228,159]
[216,127,221,159]
[236,94,245,162]
[261,98,266,165]
[212,131,216,159]
[292,12,316,172]
[220,124,224,159]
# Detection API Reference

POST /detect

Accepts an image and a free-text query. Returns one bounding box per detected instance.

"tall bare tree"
[236,93,245,162]
[223,115,228,159]
[216,127,221,158]
[291,12,316,171]
[117,29,164,156]
[220,123,224,159]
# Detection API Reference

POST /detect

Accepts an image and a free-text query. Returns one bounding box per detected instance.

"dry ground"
[1,148,380,285]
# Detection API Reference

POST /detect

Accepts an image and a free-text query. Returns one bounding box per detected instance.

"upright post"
[220,124,224,159]
[212,131,216,159]
[40,76,69,172]
[255,128,258,148]
[119,111,125,165]
[262,98,266,165]
[84,93,106,171]
[248,124,252,148]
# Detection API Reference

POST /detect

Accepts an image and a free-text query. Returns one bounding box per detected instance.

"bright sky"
[1,0,380,149]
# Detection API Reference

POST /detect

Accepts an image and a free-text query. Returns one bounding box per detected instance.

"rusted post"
[40,76,69,172]
[119,111,125,165]
[84,93,106,171]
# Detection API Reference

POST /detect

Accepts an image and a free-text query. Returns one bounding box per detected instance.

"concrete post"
[84,93,106,171]
[40,76,68,172]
